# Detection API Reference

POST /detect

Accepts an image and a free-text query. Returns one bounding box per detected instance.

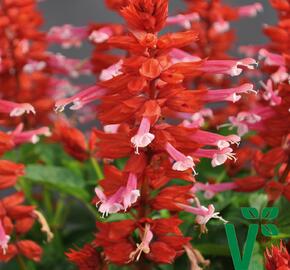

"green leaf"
[275,198,290,235]
[157,264,174,270]
[196,158,227,180]
[114,158,128,170]
[261,224,279,237]
[241,207,259,220]
[261,207,279,220]
[193,244,230,256]
[25,165,89,201]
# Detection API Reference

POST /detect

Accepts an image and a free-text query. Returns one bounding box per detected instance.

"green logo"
[225,207,279,270]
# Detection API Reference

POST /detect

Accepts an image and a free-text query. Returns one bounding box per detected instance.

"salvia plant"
[0,0,289,269]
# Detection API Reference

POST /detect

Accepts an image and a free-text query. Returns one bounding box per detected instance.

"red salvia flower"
[0,1,53,258]
[59,0,263,268]
[94,220,135,264]
[223,0,290,205]
[265,241,290,270]
[0,132,14,156]
[53,120,90,161]
[120,0,168,33]
[66,244,103,270]
[0,0,54,127]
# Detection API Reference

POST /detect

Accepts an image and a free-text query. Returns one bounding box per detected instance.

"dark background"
[39,0,277,60]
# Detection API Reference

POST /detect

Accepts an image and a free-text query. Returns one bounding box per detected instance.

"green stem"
[194,243,230,256]
[16,254,26,270]
[217,170,227,182]
[52,230,64,256]
[52,196,65,228]
[18,178,38,206]
[90,157,104,180]
[43,188,53,220]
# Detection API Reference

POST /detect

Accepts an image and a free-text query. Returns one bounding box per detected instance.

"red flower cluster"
[0,0,287,269]
[0,0,54,127]
[67,244,103,270]
[52,119,95,161]
[0,135,43,263]
[0,2,55,264]
[184,0,263,60]
[65,0,258,268]
[222,0,290,203]
[265,241,290,270]
[179,0,263,90]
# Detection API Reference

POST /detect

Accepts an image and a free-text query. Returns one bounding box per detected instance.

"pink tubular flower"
[103,124,120,134]
[10,124,51,145]
[239,44,265,57]
[131,117,155,154]
[89,27,113,44]
[99,60,123,81]
[95,173,140,216]
[194,147,237,167]
[192,182,237,199]
[203,83,256,103]
[48,78,80,99]
[199,58,257,76]
[0,220,10,255]
[165,142,197,175]
[181,109,213,128]
[122,173,140,211]
[94,187,124,217]
[271,66,289,84]
[238,3,263,18]
[48,53,91,78]
[166,12,199,29]
[259,49,285,66]
[23,60,47,74]
[55,85,107,112]
[195,204,227,226]
[47,24,87,48]
[260,80,282,106]
[190,130,240,150]
[177,203,227,232]
[212,18,230,34]
[227,112,262,136]
[130,224,153,261]
[0,99,35,117]
[169,48,201,64]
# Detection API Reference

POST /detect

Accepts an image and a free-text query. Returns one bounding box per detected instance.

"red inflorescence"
[64,0,264,268]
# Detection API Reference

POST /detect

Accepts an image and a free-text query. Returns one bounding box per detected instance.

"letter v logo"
[225,223,259,270]
[225,207,279,270]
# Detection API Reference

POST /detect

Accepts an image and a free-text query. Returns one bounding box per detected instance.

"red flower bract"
[265,242,290,270]
[66,244,102,270]
[120,0,168,32]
